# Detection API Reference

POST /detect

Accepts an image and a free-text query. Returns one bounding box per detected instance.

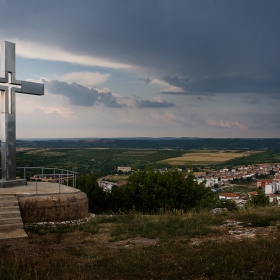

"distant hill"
[16,138,280,150]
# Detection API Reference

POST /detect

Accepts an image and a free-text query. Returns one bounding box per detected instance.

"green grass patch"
[108,211,225,240]
[4,207,280,279]
[230,206,280,227]
[49,225,75,234]
[2,238,280,279]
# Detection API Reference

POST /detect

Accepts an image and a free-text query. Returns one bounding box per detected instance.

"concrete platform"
[0,181,80,197]
[0,182,88,240]
[0,229,28,240]
[0,179,27,188]
[0,182,88,224]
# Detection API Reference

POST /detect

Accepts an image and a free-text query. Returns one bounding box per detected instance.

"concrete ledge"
[18,192,89,223]
[0,179,27,188]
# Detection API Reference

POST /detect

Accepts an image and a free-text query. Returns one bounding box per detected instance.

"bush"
[248,189,270,207]
[213,198,238,211]
[108,169,215,213]
[77,174,107,213]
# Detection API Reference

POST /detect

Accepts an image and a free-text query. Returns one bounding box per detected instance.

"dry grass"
[1,209,280,279]
[158,150,259,165]
[22,148,65,156]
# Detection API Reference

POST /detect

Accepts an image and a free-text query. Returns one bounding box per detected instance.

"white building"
[196,177,219,188]
[117,166,132,173]
[265,179,280,194]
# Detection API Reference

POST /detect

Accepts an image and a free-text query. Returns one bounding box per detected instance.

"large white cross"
[0,41,44,183]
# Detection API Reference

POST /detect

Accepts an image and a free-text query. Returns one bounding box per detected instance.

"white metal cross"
[0,73,21,114]
[0,41,44,183]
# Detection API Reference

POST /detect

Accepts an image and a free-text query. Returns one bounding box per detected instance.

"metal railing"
[15,167,78,194]
[17,167,78,188]
[32,173,77,194]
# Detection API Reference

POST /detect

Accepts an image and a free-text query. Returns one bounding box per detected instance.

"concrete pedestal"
[0,179,27,188]
[0,182,89,223]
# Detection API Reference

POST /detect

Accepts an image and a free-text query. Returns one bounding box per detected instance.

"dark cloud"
[45,80,124,107]
[242,98,259,105]
[2,0,280,81]
[161,71,280,95]
[139,77,154,84]
[136,99,175,108]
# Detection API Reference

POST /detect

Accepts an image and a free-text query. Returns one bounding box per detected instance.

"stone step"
[0,211,21,219]
[0,229,28,240]
[0,200,18,207]
[0,195,18,201]
[0,217,23,225]
[0,195,27,238]
[0,223,24,232]
[0,205,20,210]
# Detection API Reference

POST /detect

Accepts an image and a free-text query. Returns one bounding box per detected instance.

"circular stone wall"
[18,191,88,223]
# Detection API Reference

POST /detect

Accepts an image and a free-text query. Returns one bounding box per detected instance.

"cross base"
[0,179,27,188]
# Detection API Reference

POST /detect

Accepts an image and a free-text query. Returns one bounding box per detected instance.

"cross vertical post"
[0,41,44,187]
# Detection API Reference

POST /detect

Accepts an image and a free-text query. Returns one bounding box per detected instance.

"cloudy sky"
[0,0,279,138]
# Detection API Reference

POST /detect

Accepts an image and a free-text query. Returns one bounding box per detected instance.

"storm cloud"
[162,71,280,95]
[136,99,175,108]
[0,0,279,138]
[45,80,123,107]
[139,78,154,84]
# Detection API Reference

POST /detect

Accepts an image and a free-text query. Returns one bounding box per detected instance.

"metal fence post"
[36,176,38,194]
[59,174,61,193]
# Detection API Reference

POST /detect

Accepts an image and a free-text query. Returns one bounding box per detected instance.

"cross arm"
[17,81,44,95]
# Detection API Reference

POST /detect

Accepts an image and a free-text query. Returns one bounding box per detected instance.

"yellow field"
[158,150,259,165]
[103,174,130,184]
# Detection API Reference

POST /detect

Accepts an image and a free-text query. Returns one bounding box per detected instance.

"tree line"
[77,170,218,213]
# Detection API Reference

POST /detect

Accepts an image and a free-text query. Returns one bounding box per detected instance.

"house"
[219,193,240,200]
[247,191,258,197]
[196,177,219,188]
[257,179,273,190]
[268,194,280,204]
[117,166,132,173]
[264,179,280,194]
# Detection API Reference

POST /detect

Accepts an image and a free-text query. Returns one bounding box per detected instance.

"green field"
[16,148,183,176]
[14,148,280,176]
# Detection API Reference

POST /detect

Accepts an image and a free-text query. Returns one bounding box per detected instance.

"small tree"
[215,198,238,211]
[116,169,215,213]
[248,189,270,207]
[77,174,106,213]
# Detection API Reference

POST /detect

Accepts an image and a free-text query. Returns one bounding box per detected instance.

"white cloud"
[7,38,133,70]
[16,89,74,118]
[207,119,248,130]
[26,77,49,83]
[152,78,185,93]
[58,71,110,88]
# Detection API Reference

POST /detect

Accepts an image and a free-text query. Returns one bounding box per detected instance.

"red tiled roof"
[248,191,258,196]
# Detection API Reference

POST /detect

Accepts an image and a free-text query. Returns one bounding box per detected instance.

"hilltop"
[17,138,280,150]
[1,208,280,279]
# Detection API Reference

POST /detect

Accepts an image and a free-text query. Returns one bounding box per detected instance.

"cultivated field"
[15,148,184,176]
[103,174,130,185]
[159,150,259,166]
